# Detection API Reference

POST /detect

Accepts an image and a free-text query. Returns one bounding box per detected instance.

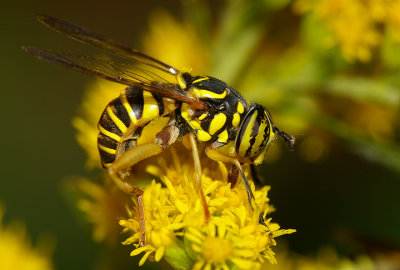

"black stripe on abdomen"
[125,86,144,120]
[153,93,164,116]
[98,105,123,136]
[108,98,131,128]
[97,133,117,166]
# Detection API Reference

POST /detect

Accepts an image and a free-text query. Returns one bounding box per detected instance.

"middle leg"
[205,145,271,232]
[188,133,210,223]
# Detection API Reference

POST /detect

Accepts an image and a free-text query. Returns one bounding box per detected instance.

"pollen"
[203,237,233,263]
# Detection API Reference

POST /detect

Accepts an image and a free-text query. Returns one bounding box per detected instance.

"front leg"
[205,143,256,206]
[205,143,271,232]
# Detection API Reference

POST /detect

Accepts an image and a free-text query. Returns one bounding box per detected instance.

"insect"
[23,14,295,245]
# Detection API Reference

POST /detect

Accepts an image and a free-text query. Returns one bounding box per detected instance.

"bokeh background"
[2,0,400,269]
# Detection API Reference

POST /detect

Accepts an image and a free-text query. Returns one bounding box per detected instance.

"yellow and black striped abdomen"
[97,86,176,167]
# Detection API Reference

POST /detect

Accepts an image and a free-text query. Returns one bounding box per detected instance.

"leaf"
[164,240,194,270]
[325,77,400,108]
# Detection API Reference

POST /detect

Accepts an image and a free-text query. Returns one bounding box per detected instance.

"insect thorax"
[180,76,249,145]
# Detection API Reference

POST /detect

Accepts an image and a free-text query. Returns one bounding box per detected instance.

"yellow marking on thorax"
[189,120,202,130]
[99,125,121,142]
[232,113,241,128]
[218,130,228,143]
[177,73,187,89]
[199,113,208,120]
[192,88,227,99]
[237,102,245,114]
[188,119,211,141]
[106,106,127,133]
[98,144,116,155]
[192,77,209,84]
[141,91,159,123]
[120,90,137,125]
[209,113,227,135]
[181,103,211,142]
[197,130,212,142]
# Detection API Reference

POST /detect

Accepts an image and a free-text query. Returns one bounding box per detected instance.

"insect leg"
[137,193,146,247]
[108,143,163,246]
[205,146,271,233]
[228,165,239,187]
[107,172,146,246]
[108,143,163,177]
[233,161,272,234]
[233,161,256,210]
[108,119,180,177]
[107,121,182,246]
[188,133,210,223]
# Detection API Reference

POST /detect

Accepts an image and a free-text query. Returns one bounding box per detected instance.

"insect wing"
[23,47,206,109]
[36,14,179,76]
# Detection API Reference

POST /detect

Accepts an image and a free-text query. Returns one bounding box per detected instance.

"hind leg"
[108,143,163,246]
[107,119,181,194]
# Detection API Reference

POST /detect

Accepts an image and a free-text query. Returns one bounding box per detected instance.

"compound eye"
[235,104,273,161]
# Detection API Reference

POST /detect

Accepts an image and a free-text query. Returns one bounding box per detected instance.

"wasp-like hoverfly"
[23,14,295,245]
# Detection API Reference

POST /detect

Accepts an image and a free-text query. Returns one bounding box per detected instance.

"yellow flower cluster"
[294,0,400,62]
[0,205,53,270]
[72,177,129,244]
[119,148,295,269]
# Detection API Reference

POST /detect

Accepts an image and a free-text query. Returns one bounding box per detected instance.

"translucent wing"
[22,47,206,110]
[36,14,180,76]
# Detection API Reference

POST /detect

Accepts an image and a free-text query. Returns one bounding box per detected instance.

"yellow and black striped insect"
[23,14,295,245]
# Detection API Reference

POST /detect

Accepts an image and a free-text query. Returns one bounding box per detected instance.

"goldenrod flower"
[120,148,295,268]
[186,219,292,270]
[120,179,186,266]
[294,0,400,62]
[70,176,129,244]
[0,205,53,270]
